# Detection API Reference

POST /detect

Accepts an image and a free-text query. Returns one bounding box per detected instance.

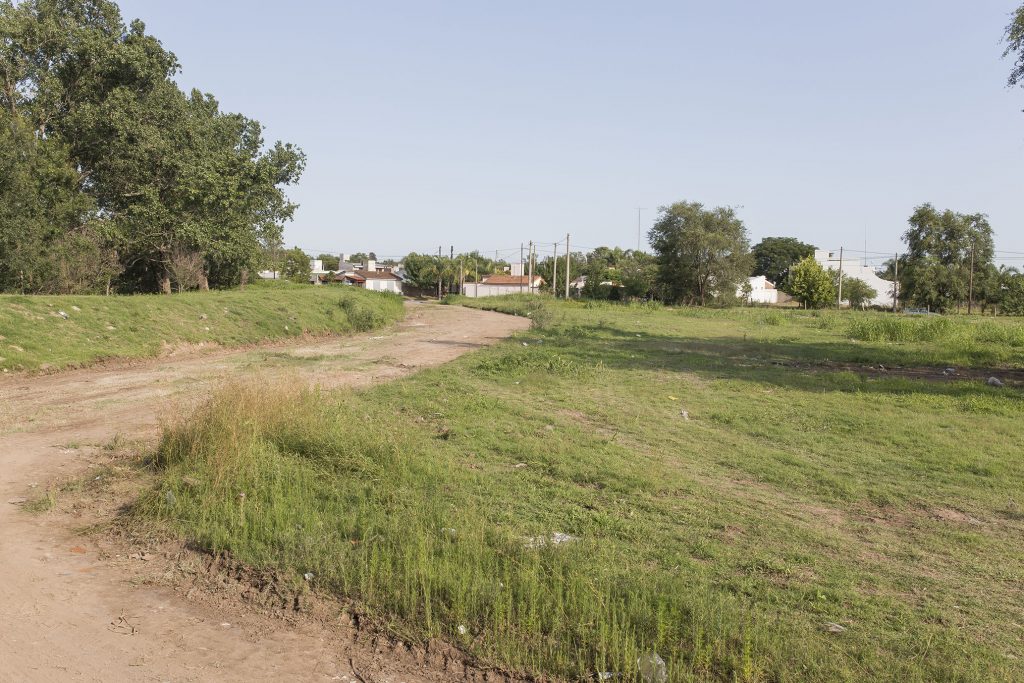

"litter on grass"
[524,532,580,550]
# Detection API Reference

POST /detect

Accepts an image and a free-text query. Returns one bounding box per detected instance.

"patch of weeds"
[474,347,600,378]
[23,488,58,514]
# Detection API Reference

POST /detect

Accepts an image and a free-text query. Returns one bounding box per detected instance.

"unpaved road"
[0,302,529,683]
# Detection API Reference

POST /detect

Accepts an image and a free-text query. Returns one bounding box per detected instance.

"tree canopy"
[648,202,752,305]
[751,237,816,287]
[788,256,836,309]
[567,247,656,300]
[318,254,341,271]
[840,277,877,309]
[282,247,311,284]
[0,0,304,294]
[1005,3,1024,89]
[899,204,995,313]
[1000,268,1024,315]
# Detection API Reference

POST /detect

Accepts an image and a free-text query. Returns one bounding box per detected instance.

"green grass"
[139,299,1024,681]
[0,281,405,372]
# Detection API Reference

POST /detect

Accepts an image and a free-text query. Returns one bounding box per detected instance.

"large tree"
[0,0,304,294]
[899,204,995,313]
[648,202,752,305]
[751,237,816,286]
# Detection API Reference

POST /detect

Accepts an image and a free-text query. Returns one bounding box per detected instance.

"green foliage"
[0,283,404,372]
[788,256,836,308]
[282,247,311,284]
[317,254,341,271]
[648,202,752,305]
[0,0,305,294]
[0,112,120,293]
[574,247,657,300]
[751,237,816,286]
[402,253,451,293]
[840,276,878,308]
[457,251,509,283]
[533,251,585,295]
[1004,3,1024,88]
[900,204,995,313]
[1001,270,1024,315]
[338,291,403,331]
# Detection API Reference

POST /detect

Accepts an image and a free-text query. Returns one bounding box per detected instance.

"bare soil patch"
[0,302,530,682]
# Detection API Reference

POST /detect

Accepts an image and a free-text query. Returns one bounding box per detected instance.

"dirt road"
[0,302,530,683]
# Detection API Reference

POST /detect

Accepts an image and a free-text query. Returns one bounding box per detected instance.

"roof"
[481,275,545,286]
[320,272,368,282]
[354,270,402,281]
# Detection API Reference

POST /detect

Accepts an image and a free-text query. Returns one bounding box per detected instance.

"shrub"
[338,290,404,331]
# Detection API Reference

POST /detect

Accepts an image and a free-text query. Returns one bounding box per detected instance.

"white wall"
[738,276,779,304]
[814,250,894,307]
[463,283,536,298]
[365,279,402,294]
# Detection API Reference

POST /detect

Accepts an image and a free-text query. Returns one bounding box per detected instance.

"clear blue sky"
[117,0,1024,266]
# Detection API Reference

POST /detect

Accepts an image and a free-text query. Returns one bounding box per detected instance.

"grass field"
[140,298,1024,681]
[0,282,405,372]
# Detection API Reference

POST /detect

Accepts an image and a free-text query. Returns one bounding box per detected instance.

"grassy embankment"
[139,297,1023,682]
[0,281,405,372]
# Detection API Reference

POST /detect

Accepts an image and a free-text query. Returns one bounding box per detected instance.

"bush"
[338,290,404,331]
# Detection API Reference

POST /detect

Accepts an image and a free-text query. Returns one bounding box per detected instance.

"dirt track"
[0,302,530,683]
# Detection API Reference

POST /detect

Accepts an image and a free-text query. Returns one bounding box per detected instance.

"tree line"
[397,198,1023,314]
[0,0,304,295]
[280,193,1023,315]
[640,200,1023,314]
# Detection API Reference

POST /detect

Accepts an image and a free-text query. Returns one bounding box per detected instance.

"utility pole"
[892,253,899,313]
[637,208,646,252]
[564,233,571,299]
[437,246,442,299]
[968,240,976,315]
[552,240,559,297]
[528,241,535,294]
[836,247,844,308]
[520,243,524,293]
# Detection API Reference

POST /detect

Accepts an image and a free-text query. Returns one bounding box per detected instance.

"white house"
[355,269,404,293]
[309,259,331,285]
[738,276,782,304]
[462,274,545,297]
[814,250,894,308]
